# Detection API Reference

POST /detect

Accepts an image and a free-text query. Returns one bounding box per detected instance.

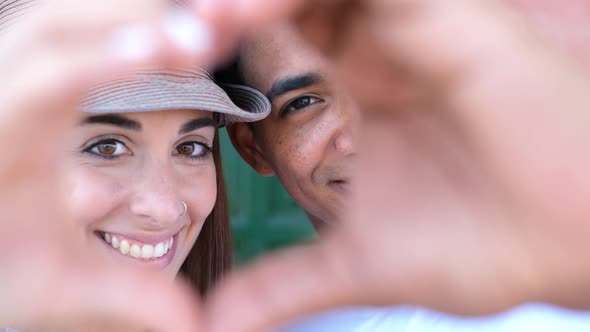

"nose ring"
[180,201,188,217]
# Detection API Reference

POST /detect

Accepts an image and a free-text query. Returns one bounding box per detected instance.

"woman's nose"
[129,166,185,228]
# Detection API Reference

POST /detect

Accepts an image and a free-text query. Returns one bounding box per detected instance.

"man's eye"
[175,142,211,159]
[281,96,323,116]
[86,139,128,158]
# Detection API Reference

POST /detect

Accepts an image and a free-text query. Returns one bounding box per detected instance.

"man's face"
[229,25,358,228]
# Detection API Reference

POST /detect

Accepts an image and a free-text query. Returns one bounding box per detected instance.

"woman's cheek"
[185,166,217,221]
[64,168,125,227]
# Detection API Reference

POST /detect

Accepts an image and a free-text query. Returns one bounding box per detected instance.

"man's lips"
[327,179,350,191]
[314,163,354,188]
[328,179,348,185]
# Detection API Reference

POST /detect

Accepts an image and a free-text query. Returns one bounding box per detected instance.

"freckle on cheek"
[110,182,123,194]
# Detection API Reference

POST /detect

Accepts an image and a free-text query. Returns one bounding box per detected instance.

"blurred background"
[219,130,317,265]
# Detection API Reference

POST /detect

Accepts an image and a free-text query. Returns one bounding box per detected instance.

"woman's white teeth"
[120,239,130,255]
[111,236,120,249]
[130,244,141,258]
[103,233,172,260]
[154,242,165,258]
[141,244,154,259]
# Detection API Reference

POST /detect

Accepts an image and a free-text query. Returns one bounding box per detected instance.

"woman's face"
[62,109,217,276]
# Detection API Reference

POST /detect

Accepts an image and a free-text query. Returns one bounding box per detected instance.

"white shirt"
[278,304,590,332]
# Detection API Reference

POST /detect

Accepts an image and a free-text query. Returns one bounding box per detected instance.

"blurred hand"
[203,1,590,331]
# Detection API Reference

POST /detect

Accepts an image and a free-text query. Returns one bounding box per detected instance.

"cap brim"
[82,69,270,124]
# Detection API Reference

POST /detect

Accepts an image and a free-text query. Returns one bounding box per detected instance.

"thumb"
[49,265,204,332]
[205,236,371,332]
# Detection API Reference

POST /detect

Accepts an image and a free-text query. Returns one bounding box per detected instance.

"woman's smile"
[96,229,183,269]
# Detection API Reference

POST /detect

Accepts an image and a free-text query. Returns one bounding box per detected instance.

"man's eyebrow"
[266,73,324,102]
[81,114,141,130]
[179,118,217,134]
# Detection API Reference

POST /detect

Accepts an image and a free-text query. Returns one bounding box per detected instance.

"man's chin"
[307,213,338,233]
[309,198,349,229]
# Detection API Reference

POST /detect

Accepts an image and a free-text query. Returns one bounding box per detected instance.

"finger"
[205,237,377,332]
[48,268,204,332]
[5,8,213,108]
[1,0,165,55]
[1,254,204,331]
[3,0,214,74]
[40,0,213,64]
[192,0,311,67]
[30,0,166,35]
[196,0,307,30]
[194,0,315,65]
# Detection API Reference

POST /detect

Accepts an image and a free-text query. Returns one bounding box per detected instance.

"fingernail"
[109,25,158,61]
[163,9,212,54]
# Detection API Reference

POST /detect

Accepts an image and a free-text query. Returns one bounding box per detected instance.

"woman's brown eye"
[177,143,195,156]
[87,139,127,158]
[97,143,116,155]
[175,142,210,158]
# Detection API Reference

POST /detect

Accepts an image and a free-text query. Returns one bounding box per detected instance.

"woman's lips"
[96,231,179,267]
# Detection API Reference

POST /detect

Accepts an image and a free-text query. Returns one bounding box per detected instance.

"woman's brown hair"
[180,129,232,295]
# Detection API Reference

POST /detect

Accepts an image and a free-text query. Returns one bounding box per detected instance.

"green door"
[219,130,316,264]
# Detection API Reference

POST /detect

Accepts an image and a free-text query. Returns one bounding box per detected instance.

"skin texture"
[228,25,359,229]
[3,0,590,331]
[63,109,217,275]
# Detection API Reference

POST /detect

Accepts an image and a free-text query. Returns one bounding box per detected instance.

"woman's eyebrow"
[81,114,141,130]
[179,118,217,134]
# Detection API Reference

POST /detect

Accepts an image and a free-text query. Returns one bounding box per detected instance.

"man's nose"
[334,128,354,156]
[129,164,184,229]
[332,100,359,157]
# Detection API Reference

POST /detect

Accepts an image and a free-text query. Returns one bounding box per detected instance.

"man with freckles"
[219,0,590,328]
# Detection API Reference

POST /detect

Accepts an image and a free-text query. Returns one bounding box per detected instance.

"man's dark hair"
[214,57,244,85]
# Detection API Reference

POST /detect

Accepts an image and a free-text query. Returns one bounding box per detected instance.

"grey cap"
[82,67,270,126]
[0,0,36,35]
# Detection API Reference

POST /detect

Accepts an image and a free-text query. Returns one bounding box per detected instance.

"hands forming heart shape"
[2,0,590,331]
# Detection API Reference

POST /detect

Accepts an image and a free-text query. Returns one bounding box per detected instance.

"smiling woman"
[56,68,270,297]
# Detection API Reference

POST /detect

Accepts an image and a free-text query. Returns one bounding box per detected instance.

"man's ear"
[227,123,275,176]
